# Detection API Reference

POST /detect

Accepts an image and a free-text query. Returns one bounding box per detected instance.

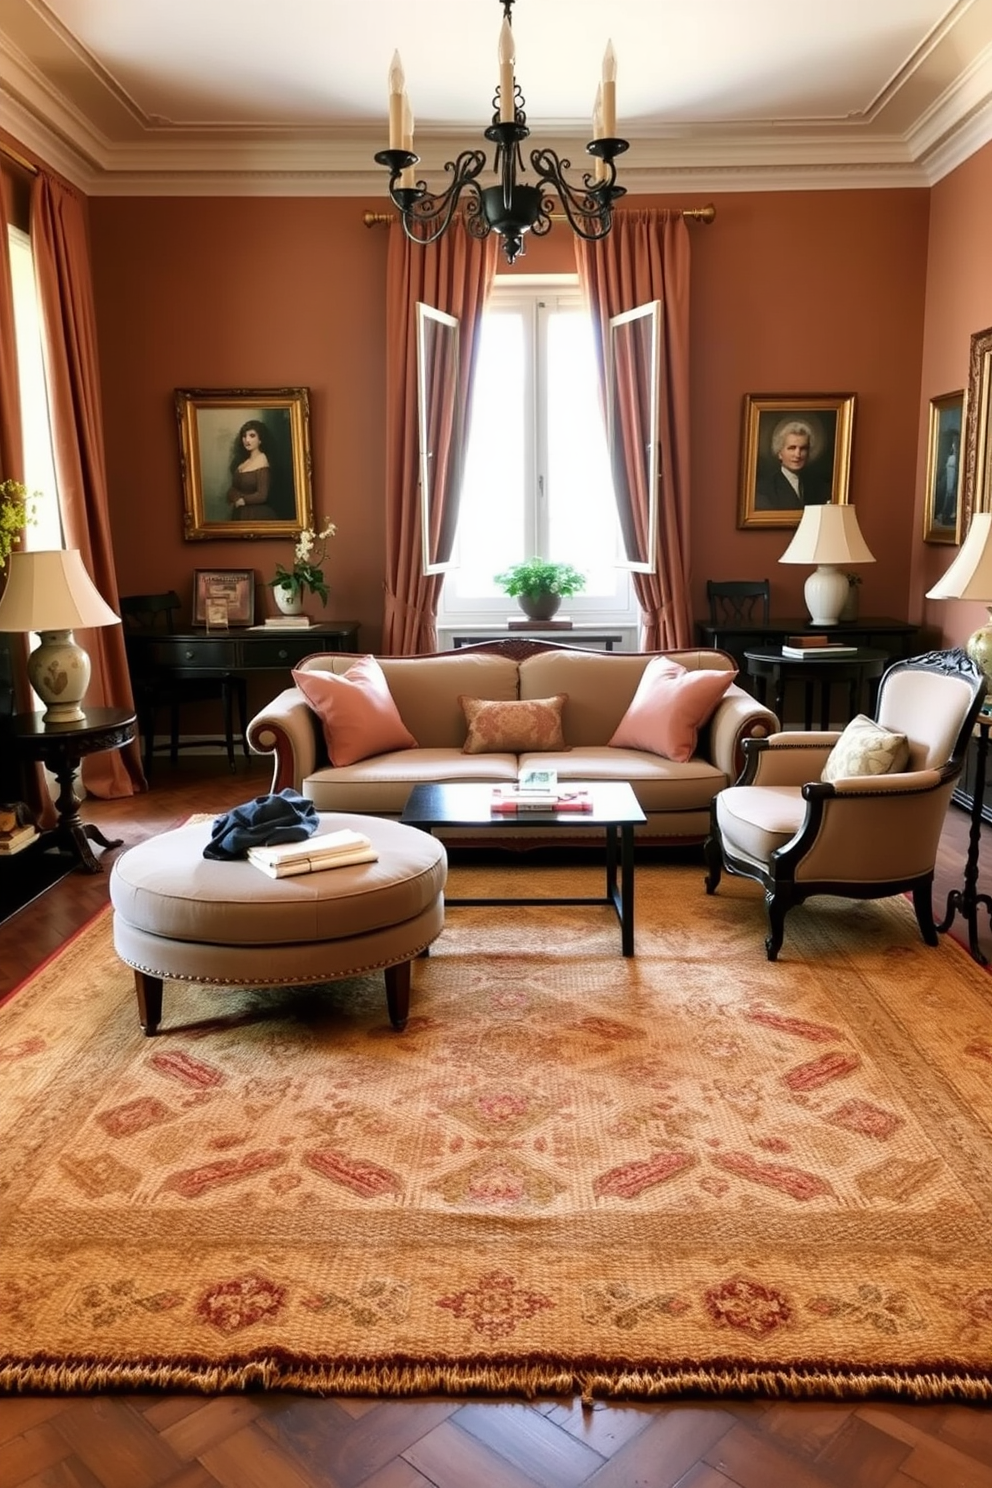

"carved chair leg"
[384,959,411,1031]
[912,877,939,946]
[764,889,789,961]
[135,970,163,1035]
[703,829,723,895]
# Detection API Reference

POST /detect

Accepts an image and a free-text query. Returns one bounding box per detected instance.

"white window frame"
[436,274,638,628]
[8,224,62,552]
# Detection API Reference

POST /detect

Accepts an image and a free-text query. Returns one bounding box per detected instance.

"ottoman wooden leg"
[134,970,163,1036]
[384,960,411,1031]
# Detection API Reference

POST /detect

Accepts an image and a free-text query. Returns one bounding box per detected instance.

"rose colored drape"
[30,170,144,797]
[574,209,694,650]
[382,221,497,654]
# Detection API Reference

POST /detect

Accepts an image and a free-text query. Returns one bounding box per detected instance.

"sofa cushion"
[459,694,569,754]
[608,658,737,762]
[821,713,910,782]
[293,655,417,767]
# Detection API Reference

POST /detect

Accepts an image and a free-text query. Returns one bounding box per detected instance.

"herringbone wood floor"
[2,756,991,1488]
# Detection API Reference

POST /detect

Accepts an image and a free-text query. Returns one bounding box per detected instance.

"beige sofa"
[246,639,779,843]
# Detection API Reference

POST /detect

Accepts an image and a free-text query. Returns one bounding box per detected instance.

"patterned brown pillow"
[459,694,569,754]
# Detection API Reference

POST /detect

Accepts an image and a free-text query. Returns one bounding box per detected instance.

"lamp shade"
[926,511,992,600]
[0,549,119,725]
[778,503,876,566]
[0,548,120,632]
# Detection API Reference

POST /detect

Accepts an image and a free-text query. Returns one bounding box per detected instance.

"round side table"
[9,706,137,873]
[743,647,889,730]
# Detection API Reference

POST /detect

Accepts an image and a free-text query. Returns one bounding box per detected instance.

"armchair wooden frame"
[703,648,987,960]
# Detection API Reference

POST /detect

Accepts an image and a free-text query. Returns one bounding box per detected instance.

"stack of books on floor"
[781,634,859,658]
[0,821,38,855]
[248,829,377,878]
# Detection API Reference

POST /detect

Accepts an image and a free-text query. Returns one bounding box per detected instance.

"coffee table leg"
[620,822,635,956]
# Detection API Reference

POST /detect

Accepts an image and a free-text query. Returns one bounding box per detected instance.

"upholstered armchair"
[703,648,986,959]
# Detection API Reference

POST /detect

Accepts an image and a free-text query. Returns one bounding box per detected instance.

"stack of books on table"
[506,616,573,631]
[491,787,593,813]
[781,635,859,658]
[0,822,38,855]
[249,616,314,631]
[247,829,377,878]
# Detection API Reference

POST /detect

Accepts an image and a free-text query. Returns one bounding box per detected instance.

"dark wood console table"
[123,621,361,762]
[697,617,919,673]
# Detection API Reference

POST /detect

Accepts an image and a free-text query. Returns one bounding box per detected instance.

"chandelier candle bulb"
[592,85,605,180]
[388,51,405,150]
[399,95,415,188]
[498,16,515,122]
[601,40,617,137]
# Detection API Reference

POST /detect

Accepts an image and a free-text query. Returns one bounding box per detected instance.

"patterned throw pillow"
[821,713,910,782]
[459,694,569,754]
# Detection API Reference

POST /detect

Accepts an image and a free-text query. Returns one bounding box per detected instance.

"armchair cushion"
[820,713,909,783]
[608,658,736,763]
[292,656,417,767]
[459,694,569,754]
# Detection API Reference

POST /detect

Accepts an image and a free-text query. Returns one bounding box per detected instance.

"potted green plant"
[494,557,586,621]
[0,480,36,573]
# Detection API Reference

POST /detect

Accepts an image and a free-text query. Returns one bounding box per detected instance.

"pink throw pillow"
[292,656,417,767]
[608,659,736,762]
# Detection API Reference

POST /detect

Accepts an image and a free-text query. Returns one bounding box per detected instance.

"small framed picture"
[923,390,964,545]
[176,387,314,541]
[193,568,255,627]
[738,393,856,529]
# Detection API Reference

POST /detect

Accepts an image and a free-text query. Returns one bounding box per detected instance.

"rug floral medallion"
[1,862,990,1401]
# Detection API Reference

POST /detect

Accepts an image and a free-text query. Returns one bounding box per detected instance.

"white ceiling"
[3,0,992,195]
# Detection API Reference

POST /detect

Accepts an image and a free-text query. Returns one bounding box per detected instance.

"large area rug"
[2,860,991,1402]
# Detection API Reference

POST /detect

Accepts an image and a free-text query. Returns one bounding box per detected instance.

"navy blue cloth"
[203,788,319,860]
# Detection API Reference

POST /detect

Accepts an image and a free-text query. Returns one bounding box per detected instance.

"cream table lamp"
[926,511,992,686]
[778,504,876,626]
[0,548,120,724]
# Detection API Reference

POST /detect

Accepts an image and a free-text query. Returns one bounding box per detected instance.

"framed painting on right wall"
[923,390,964,545]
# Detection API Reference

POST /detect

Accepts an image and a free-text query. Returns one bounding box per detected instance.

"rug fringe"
[2,1354,990,1404]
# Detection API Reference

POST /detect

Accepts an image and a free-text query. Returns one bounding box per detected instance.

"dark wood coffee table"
[400,781,646,956]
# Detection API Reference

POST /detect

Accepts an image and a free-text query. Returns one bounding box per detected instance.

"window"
[8,224,62,551]
[437,275,636,623]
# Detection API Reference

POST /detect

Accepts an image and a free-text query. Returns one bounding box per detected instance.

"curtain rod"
[364,203,716,230]
[0,142,38,175]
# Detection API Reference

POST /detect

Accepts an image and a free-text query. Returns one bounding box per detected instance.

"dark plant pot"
[517,593,562,621]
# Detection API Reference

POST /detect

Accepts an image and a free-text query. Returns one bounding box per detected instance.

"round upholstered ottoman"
[109,813,447,1035]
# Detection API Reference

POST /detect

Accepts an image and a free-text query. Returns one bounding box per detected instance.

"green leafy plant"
[493,557,587,599]
[267,518,337,603]
[0,480,37,571]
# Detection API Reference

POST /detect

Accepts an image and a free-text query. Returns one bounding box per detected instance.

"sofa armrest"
[708,684,780,780]
[247,687,325,794]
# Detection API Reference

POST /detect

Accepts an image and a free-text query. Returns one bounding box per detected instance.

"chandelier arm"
[376,149,488,245]
[529,147,624,241]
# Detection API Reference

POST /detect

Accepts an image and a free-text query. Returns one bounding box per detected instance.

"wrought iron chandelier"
[374,0,628,266]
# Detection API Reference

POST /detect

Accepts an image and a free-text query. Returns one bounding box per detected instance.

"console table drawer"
[250,637,327,668]
[137,639,232,669]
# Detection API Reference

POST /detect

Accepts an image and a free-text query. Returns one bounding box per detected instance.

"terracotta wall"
[914,138,992,650]
[88,184,933,651]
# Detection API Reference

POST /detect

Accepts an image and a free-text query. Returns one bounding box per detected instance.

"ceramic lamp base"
[803,564,849,626]
[967,609,992,688]
[27,628,90,724]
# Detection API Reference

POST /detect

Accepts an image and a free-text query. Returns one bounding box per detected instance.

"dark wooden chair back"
[119,591,182,633]
[707,579,771,626]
